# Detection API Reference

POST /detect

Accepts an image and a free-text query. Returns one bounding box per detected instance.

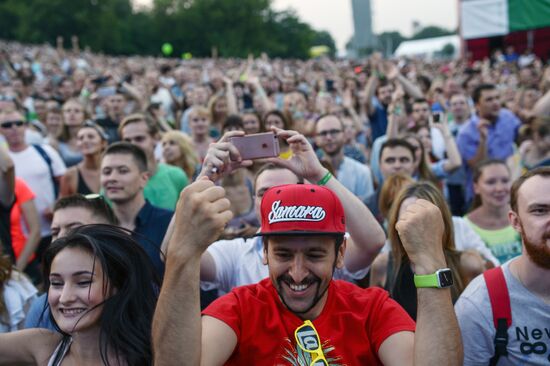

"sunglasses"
[84,193,102,200]
[294,320,328,366]
[317,129,342,138]
[1,120,25,129]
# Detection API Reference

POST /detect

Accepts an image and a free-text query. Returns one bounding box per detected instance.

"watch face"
[438,269,454,288]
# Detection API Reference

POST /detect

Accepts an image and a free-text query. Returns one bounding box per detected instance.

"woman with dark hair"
[385,182,476,320]
[241,111,264,135]
[60,121,108,196]
[464,159,522,264]
[263,110,293,159]
[401,133,440,187]
[0,224,159,365]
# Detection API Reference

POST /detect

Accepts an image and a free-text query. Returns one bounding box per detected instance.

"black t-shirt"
[0,200,15,263]
[388,260,418,321]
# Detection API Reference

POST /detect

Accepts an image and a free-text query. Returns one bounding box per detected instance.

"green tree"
[0,0,335,59]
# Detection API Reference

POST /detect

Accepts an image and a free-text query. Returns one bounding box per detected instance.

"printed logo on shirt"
[515,326,550,362]
[268,200,326,224]
[280,337,342,366]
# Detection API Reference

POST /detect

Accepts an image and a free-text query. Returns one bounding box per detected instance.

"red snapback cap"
[256,184,345,236]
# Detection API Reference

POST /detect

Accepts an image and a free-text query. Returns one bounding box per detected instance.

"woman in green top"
[464,159,522,263]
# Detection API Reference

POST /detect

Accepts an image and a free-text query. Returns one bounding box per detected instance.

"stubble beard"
[520,221,550,270]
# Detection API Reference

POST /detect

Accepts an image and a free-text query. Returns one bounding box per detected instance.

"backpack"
[483,267,512,366]
[32,144,59,198]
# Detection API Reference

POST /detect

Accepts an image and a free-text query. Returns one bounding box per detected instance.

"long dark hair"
[43,224,159,366]
[387,182,465,302]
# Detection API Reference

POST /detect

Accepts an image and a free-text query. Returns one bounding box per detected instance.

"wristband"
[414,268,454,288]
[317,171,332,186]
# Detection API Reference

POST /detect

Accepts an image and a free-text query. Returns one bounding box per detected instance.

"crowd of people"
[0,37,549,365]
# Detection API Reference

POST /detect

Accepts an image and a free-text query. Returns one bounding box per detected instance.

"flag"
[461,0,550,40]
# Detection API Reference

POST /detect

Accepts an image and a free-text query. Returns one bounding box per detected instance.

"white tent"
[393,35,460,59]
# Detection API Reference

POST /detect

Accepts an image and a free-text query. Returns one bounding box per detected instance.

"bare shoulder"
[0,329,62,364]
[29,329,64,363]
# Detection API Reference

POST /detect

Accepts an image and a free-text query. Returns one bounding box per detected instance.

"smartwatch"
[414,268,454,288]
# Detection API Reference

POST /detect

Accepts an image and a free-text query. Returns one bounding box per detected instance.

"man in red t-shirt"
[153,130,463,365]
[10,178,40,272]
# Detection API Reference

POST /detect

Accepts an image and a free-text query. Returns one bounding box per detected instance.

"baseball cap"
[256,184,345,236]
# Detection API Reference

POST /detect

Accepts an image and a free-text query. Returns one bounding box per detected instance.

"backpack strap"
[32,144,59,197]
[483,267,512,366]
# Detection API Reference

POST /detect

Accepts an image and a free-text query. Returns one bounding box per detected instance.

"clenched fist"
[395,198,447,275]
[168,178,233,259]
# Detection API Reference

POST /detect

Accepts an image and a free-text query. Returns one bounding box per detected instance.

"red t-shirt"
[203,278,415,365]
[10,178,35,259]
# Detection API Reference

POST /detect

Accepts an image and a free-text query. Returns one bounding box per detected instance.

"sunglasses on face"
[0,120,25,129]
[294,320,329,366]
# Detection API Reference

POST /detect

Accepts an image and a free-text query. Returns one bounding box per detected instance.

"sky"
[134,0,458,54]
[272,0,458,53]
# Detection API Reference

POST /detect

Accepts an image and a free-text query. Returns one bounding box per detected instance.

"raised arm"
[0,145,14,207]
[385,85,405,139]
[159,130,253,266]
[532,87,550,117]
[434,114,462,173]
[15,199,41,272]
[248,75,274,112]
[395,199,463,366]
[152,179,235,366]
[342,88,363,133]
[0,329,60,365]
[384,61,423,99]
[465,119,489,169]
[364,74,379,116]
[223,77,239,115]
[269,128,386,272]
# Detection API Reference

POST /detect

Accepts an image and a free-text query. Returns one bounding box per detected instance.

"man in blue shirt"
[364,56,424,142]
[457,84,520,204]
[100,142,173,275]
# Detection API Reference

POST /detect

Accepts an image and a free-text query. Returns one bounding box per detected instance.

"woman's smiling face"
[48,247,110,334]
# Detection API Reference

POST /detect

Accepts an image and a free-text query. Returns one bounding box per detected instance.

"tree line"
[0,0,336,59]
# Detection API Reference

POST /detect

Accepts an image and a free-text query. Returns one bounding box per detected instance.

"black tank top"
[76,168,94,195]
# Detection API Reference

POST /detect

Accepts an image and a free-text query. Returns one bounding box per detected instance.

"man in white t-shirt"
[0,108,66,257]
[455,167,550,366]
